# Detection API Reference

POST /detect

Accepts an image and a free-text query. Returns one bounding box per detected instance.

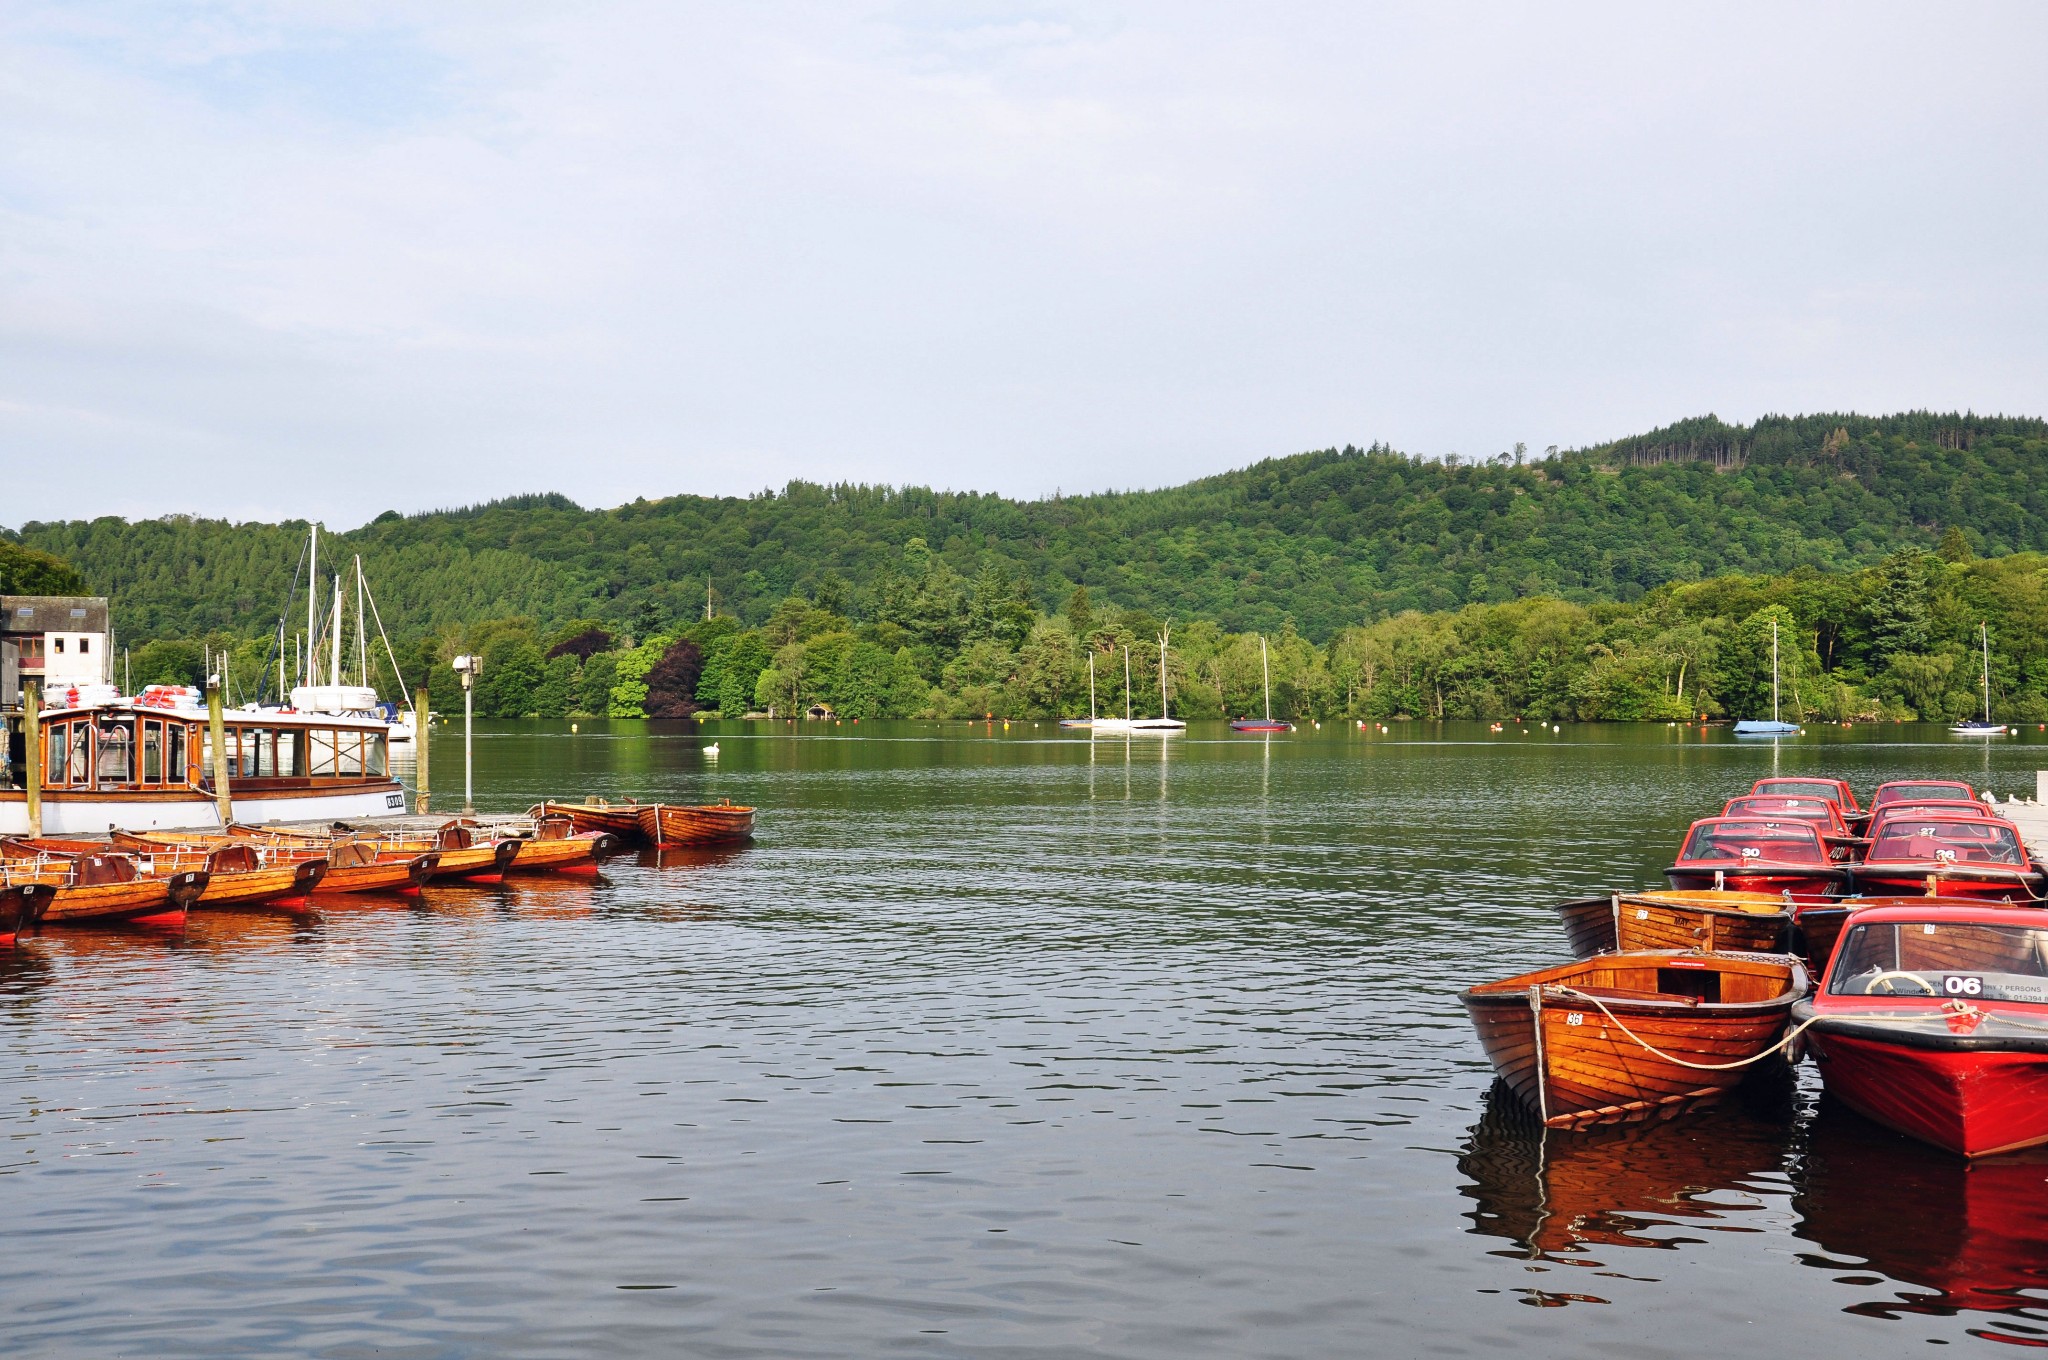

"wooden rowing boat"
[45,835,324,910]
[532,801,645,840]
[1461,950,1807,1129]
[113,831,438,895]
[638,800,755,847]
[1555,890,1793,959]
[1,882,51,945]
[453,815,617,873]
[1,850,204,926]
[230,821,520,882]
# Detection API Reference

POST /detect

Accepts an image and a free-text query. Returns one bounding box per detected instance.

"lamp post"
[452,654,480,813]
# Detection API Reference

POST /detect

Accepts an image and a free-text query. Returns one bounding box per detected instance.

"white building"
[3,595,111,702]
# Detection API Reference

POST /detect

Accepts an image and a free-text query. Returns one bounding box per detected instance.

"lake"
[4,719,2046,1356]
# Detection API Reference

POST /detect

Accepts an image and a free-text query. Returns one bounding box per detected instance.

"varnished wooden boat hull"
[638,803,755,847]
[533,802,645,840]
[194,860,327,909]
[312,854,438,894]
[1,883,52,945]
[1463,952,1804,1129]
[502,832,612,874]
[423,839,522,882]
[1557,892,1791,959]
[40,872,204,926]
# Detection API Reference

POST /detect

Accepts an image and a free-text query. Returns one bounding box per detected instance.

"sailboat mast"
[307,524,319,686]
[1771,620,1780,724]
[330,574,343,691]
[1124,647,1133,722]
[1261,635,1272,722]
[356,557,367,687]
[1159,632,1170,720]
[1984,622,1992,723]
[1088,652,1097,720]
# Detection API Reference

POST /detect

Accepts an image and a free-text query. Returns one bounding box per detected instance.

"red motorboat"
[1721,795,1862,861]
[1753,777,1867,830]
[1871,779,1980,809]
[1851,815,2043,901]
[1796,903,2048,1157]
[1665,817,1848,898]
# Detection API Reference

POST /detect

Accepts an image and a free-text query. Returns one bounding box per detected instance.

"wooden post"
[207,674,233,827]
[414,685,431,813]
[22,679,41,839]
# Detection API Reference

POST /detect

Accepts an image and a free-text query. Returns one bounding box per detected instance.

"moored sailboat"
[1231,636,1292,733]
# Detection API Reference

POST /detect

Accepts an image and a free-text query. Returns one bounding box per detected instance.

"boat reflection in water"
[1794,1102,2048,1332]
[637,843,750,872]
[1457,1077,1794,1304]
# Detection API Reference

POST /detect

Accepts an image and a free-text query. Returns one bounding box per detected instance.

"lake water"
[5,720,2047,1356]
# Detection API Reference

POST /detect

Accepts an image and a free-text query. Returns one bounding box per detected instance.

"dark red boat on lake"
[1665,818,1848,899]
[1753,777,1867,830]
[1870,779,1981,810]
[1796,903,2048,1157]
[1851,815,2043,901]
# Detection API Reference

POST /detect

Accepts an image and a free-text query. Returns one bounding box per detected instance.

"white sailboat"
[1733,619,1800,737]
[1093,647,1137,733]
[1952,622,2009,736]
[266,527,420,743]
[1130,629,1186,732]
[1061,653,1096,728]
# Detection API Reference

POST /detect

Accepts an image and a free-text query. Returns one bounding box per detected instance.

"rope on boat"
[1550,987,1824,1071]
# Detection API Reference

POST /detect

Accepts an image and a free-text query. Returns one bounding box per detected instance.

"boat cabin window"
[1874,782,1977,806]
[1830,921,2048,1002]
[95,719,134,784]
[45,720,68,784]
[1867,821,2023,866]
[1756,780,1845,804]
[1724,796,1839,828]
[142,720,163,783]
[167,724,187,785]
[1679,821,1826,864]
[64,723,90,786]
[305,728,382,778]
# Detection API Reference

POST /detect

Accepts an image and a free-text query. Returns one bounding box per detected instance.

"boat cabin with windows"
[2,687,404,835]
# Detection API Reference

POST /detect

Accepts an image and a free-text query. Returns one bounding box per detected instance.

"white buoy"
[571,722,579,733]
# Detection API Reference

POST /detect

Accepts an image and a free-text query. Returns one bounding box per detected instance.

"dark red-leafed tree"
[546,627,612,661]
[643,639,704,718]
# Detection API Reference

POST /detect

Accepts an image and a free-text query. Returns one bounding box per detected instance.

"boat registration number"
[1943,975,1984,997]
[386,793,404,809]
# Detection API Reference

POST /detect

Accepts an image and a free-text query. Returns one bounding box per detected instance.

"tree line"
[102,534,2048,726]
[11,410,2048,648]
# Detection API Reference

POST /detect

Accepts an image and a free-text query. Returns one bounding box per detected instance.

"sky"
[3,2,2045,528]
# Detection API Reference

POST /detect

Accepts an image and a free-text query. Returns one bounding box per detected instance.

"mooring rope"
[1549,987,2048,1068]
[1548,986,1823,1071]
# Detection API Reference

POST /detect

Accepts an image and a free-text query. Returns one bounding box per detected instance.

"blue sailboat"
[1733,619,1800,737]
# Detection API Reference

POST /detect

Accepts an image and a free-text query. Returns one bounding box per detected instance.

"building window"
[79,638,90,655]
[52,638,65,655]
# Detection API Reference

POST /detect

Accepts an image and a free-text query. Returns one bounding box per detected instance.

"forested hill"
[11,410,2048,645]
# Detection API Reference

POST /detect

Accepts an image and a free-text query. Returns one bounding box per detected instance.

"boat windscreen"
[1724,796,1837,825]
[1829,921,2048,1002]
[1873,781,1977,805]
[1755,780,1846,803]
[1679,821,1827,864]
[1867,821,2025,866]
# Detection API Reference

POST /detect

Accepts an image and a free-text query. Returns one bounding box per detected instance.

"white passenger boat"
[1,683,404,835]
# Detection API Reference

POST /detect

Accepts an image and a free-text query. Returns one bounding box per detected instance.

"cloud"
[2,1,2044,527]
